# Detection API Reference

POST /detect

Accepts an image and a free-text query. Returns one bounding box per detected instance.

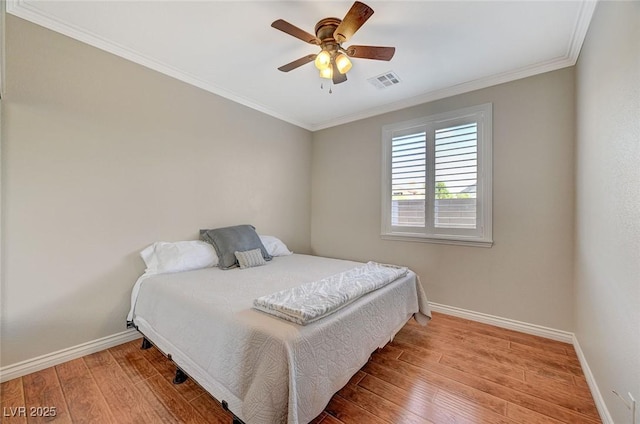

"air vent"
[367,71,401,89]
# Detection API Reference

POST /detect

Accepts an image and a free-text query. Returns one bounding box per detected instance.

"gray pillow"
[200,225,272,270]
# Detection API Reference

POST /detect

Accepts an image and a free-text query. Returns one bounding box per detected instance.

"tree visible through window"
[434,122,477,229]
[435,182,471,199]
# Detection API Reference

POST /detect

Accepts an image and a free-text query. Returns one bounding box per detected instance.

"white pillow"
[140,240,218,274]
[259,235,293,257]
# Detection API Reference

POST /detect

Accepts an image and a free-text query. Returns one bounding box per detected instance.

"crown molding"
[5,0,313,131]
[309,55,577,131]
[568,0,598,61]
[310,2,598,131]
[7,0,596,132]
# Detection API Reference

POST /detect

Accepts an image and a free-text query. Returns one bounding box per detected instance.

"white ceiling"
[7,1,596,131]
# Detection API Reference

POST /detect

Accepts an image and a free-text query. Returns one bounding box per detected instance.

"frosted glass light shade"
[319,67,333,79]
[314,51,331,70]
[335,53,352,74]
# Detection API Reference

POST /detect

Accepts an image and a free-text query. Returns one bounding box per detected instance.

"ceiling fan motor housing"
[315,18,342,54]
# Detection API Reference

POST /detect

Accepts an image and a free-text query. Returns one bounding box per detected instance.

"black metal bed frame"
[137,331,245,424]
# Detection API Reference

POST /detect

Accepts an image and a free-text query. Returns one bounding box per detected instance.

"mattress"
[129,254,431,424]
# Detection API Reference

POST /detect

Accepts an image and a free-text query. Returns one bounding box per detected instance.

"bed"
[128,253,431,424]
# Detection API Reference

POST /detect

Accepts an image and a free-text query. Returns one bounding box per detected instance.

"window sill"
[381,233,493,248]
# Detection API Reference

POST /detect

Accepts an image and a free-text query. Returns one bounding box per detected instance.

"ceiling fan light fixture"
[314,50,331,70]
[319,66,333,79]
[273,1,395,85]
[335,53,352,74]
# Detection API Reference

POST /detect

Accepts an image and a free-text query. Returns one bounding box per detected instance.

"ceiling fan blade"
[334,1,375,43]
[345,45,396,61]
[277,54,317,72]
[271,19,321,45]
[332,63,348,84]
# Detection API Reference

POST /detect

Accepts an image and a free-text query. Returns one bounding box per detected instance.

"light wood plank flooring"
[1,312,601,423]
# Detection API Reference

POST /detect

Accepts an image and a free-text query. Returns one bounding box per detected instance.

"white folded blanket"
[253,261,408,325]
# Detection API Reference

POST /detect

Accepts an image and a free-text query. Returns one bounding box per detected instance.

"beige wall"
[575,2,640,422]
[5,14,637,422]
[0,16,312,366]
[311,68,576,331]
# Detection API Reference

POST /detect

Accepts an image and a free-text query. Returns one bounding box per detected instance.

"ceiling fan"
[271,1,396,85]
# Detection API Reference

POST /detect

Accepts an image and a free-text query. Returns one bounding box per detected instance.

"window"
[381,103,492,246]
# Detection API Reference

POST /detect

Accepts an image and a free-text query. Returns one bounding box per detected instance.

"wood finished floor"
[1,312,601,424]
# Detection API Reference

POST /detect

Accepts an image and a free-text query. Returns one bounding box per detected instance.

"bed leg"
[221,400,245,424]
[173,368,188,384]
[140,337,152,350]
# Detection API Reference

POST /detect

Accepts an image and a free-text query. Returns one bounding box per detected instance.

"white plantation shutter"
[382,104,492,247]
[391,132,426,227]
[434,123,477,229]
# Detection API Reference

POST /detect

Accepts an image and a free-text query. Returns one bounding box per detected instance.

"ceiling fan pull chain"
[320,81,333,94]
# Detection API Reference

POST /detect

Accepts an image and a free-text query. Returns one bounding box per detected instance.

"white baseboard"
[429,301,613,423]
[0,304,614,424]
[572,335,614,424]
[0,329,141,383]
[429,302,574,343]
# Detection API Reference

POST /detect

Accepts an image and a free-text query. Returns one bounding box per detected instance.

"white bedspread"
[128,254,431,424]
[253,262,408,325]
